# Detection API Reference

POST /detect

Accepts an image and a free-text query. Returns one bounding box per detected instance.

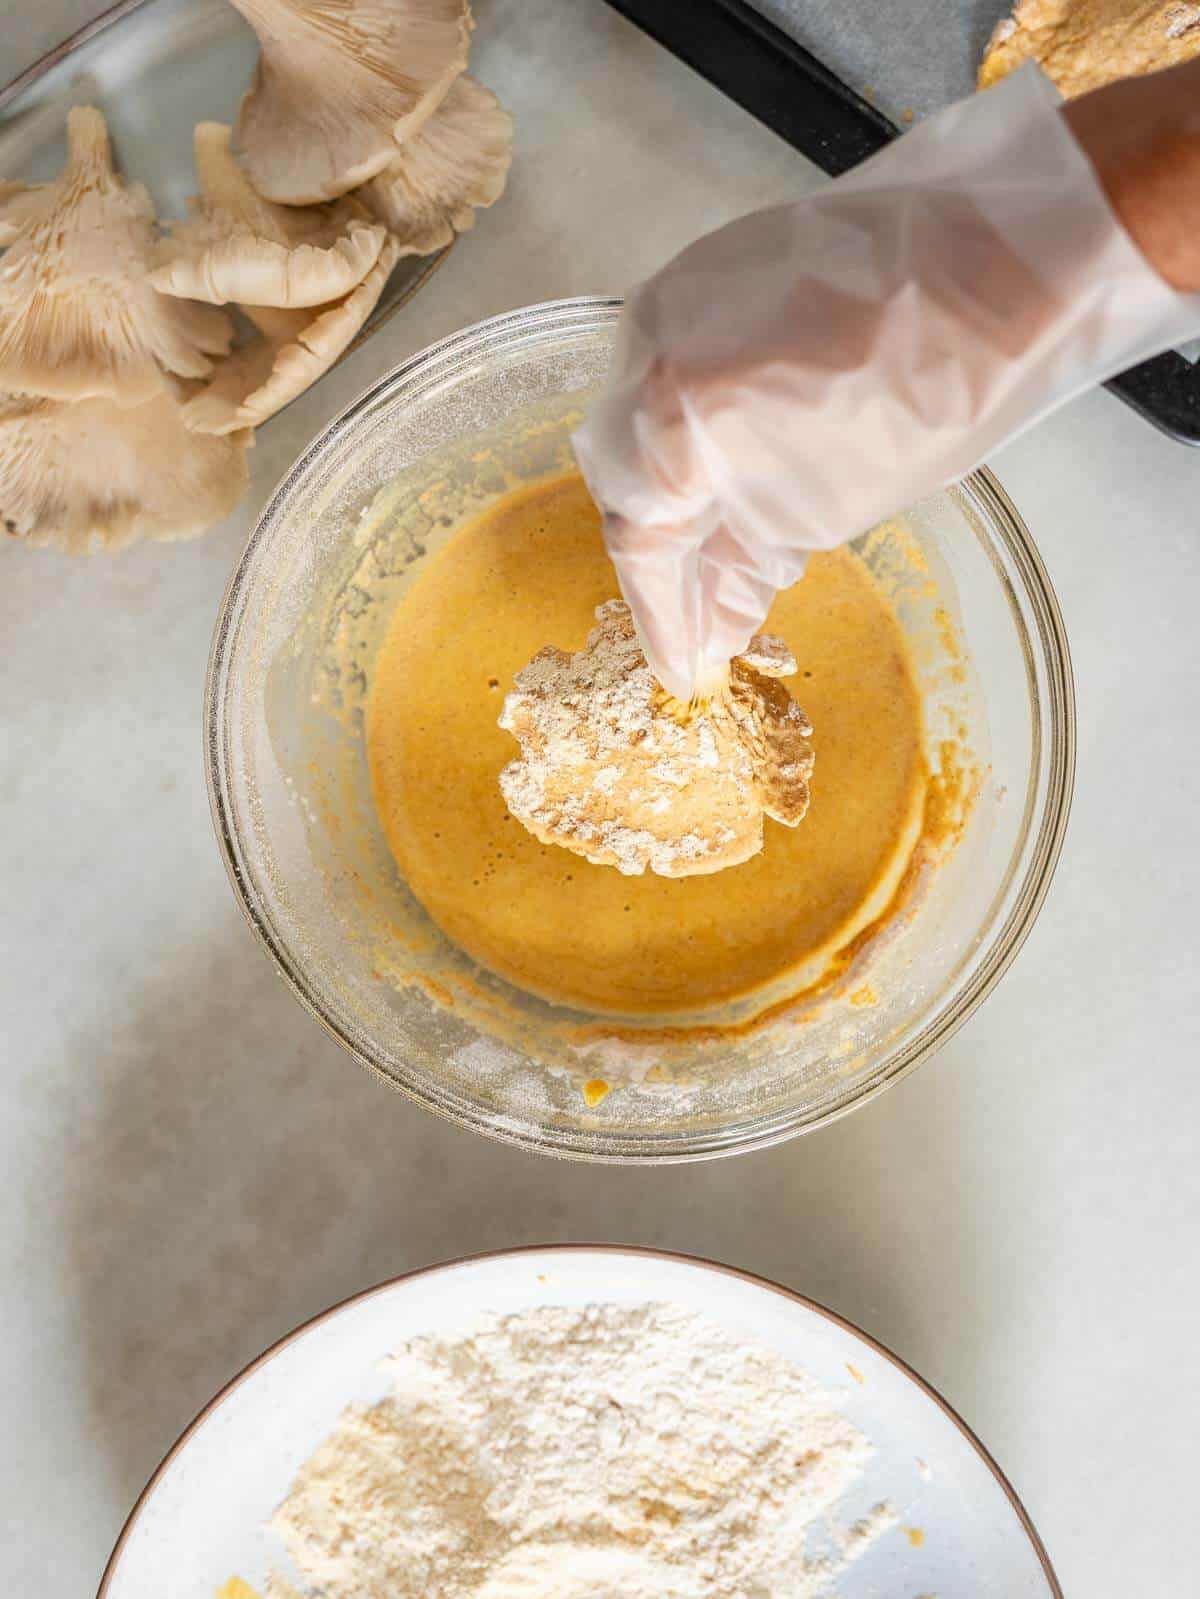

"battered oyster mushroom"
[150,122,387,308]
[0,107,232,405]
[182,233,403,432]
[979,0,1200,97]
[499,600,815,879]
[228,0,473,204]
[358,74,513,254]
[0,385,250,552]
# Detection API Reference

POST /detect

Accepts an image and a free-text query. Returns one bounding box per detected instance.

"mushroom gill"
[358,73,512,254]
[0,384,251,552]
[0,180,37,246]
[151,122,388,308]
[229,0,473,204]
[182,232,404,432]
[0,107,233,406]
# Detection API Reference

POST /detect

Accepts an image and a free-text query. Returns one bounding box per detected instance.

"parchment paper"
[752,0,1016,123]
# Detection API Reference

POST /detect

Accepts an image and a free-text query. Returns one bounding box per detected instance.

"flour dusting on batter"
[498,600,814,877]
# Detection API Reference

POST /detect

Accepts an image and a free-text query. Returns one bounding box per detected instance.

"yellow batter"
[367,472,928,1016]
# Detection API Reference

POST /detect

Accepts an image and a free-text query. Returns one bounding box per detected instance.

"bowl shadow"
[65,907,984,1534]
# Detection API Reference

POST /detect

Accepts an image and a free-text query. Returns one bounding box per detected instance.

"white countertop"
[3,3,1198,1593]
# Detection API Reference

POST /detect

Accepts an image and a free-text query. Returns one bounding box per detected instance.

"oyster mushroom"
[182,232,403,432]
[0,384,250,552]
[358,74,512,254]
[150,123,388,308]
[0,107,232,405]
[0,180,36,245]
[229,0,473,204]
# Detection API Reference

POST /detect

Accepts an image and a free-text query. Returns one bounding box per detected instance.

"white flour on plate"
[265,1302,894,1599]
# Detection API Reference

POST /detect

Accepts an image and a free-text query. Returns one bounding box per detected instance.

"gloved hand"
[573,62,1200,702]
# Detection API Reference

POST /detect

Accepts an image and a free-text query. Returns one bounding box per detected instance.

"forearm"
[1065,58,1200,292]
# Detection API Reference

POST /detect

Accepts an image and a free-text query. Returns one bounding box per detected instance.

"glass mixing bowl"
[206,298,1074,1162]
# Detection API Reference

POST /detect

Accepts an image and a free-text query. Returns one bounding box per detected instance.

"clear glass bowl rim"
[205,296,1077,1163]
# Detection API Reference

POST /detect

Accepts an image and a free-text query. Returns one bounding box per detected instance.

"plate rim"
[95,1242,1064,1598]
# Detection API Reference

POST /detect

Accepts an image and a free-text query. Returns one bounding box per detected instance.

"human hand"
[574,65,1200,701]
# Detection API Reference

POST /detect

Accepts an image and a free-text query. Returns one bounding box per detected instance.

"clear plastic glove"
[573,64,1200,701]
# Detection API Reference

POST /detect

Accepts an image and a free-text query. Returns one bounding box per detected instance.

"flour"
[1165,4,1200,39]
[498,601,814,878]
[265,1303,893,1599]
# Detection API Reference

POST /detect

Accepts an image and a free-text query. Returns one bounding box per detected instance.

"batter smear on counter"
[366,471,928,1016]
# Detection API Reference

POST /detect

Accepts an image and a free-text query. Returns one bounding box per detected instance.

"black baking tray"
[605,0,1200,445]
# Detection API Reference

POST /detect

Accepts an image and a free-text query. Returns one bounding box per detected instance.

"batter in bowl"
[367,471,927,1018]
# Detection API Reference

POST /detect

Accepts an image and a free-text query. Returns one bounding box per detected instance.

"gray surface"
[754,0,1013,120]
[3,3,1200,1598]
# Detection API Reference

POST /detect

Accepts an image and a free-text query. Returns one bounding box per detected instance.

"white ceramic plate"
[98,1246,1061,1598]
